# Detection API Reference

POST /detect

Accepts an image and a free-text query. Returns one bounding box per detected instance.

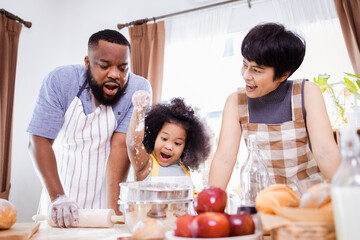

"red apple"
[194,186,227,213]
[226,212,255,236]
[193,212,230,238]
[174,214,196,237]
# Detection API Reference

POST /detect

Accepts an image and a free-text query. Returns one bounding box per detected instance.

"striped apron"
[238,79,323,185]
[38,80,117,214]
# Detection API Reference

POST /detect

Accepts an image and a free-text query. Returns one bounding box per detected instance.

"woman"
[208,23,340,190]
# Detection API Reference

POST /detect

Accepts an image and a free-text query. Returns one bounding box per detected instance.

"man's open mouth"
[103,82,120,95]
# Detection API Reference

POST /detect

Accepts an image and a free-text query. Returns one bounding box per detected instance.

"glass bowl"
[118,180,193,232]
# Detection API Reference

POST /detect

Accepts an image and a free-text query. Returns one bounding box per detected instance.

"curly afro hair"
[143,97,212,170]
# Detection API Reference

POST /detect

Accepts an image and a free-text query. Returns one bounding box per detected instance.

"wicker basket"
[271,222,336,240]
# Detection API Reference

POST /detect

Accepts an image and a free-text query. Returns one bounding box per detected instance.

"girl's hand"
[132,90,150,111]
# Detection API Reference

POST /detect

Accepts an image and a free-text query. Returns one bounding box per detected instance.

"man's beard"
[86,68,128,106]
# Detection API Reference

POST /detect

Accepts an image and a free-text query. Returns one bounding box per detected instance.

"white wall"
[2,0,353,223]
[1,0,214,222]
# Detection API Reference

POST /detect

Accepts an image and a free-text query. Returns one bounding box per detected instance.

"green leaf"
[343,77,357,89]
[314,74,331,93]
[344,72,360,79]
[313,76,319,84]
[342,78,360,99]
[344,72,360,89]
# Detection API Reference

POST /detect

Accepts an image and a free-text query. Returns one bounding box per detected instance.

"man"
[27,29,152,227]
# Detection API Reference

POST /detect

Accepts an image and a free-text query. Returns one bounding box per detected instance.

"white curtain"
[163,6,233,192]
[272,0,354,127]
[272,0,353,81]
[272,0,338,26]
[163,6,232,112]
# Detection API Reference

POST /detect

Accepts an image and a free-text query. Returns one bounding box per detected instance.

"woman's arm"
[126,90,152,181]
[208,92,242,190]
[304,81,341,178]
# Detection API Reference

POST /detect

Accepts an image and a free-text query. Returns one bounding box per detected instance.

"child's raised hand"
[132,90,150,111]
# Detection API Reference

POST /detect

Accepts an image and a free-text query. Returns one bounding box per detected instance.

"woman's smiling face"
[153,122,187,167]
[241,58,287,98]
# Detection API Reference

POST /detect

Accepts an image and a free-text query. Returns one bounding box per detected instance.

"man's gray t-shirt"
[27,65,152,139]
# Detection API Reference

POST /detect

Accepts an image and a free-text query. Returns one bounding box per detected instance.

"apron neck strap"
[150,153,190,176]
[77,79,88,97]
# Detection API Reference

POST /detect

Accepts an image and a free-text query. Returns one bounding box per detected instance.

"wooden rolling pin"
[32,209,124,228]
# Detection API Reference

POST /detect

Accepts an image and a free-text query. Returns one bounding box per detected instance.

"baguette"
[255,184,300,214]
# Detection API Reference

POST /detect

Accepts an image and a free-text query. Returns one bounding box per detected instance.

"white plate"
[164,230,262,240]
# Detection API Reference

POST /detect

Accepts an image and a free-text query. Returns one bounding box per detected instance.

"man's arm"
[28,134,79,228]
[208,92,242,190]
[106,132,130,215]
[28,134,64,201]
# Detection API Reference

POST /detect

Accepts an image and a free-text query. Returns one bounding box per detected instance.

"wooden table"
[29,223,132,240]
[0,222,131,240]
[0,222,40,240]
[4,222,270,240]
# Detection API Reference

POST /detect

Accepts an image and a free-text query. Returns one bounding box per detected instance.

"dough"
[255,184,300,214]
[0,199,17,230]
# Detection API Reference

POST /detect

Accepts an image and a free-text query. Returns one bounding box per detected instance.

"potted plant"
[314,73,360,129]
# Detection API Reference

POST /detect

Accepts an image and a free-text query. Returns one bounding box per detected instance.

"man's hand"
[48,195,79,228]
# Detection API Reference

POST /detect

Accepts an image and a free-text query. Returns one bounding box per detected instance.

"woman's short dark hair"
[143,98,212,170]
[241,22,305,80]
[88,29,130,51]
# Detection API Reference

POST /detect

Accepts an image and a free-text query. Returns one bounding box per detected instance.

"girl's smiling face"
[154,122,187,167]
[241,58,288,98]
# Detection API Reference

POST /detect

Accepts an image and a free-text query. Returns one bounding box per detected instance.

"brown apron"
[238,79,322,185]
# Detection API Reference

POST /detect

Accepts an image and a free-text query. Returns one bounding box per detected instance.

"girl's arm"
[304,81,341,178]
[208,92,242,190]
[126,90,152,181]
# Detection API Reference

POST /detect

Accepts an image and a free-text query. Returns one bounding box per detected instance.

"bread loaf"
[0,199,17,230]
[255,184,300,214]
[299,183,331,208]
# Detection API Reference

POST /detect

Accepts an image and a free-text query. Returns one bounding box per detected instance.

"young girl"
[126,90,212,182]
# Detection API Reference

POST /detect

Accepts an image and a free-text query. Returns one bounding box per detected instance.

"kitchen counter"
[7,222,270,240]
[25,223,131,240]
[31,225,269,240]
